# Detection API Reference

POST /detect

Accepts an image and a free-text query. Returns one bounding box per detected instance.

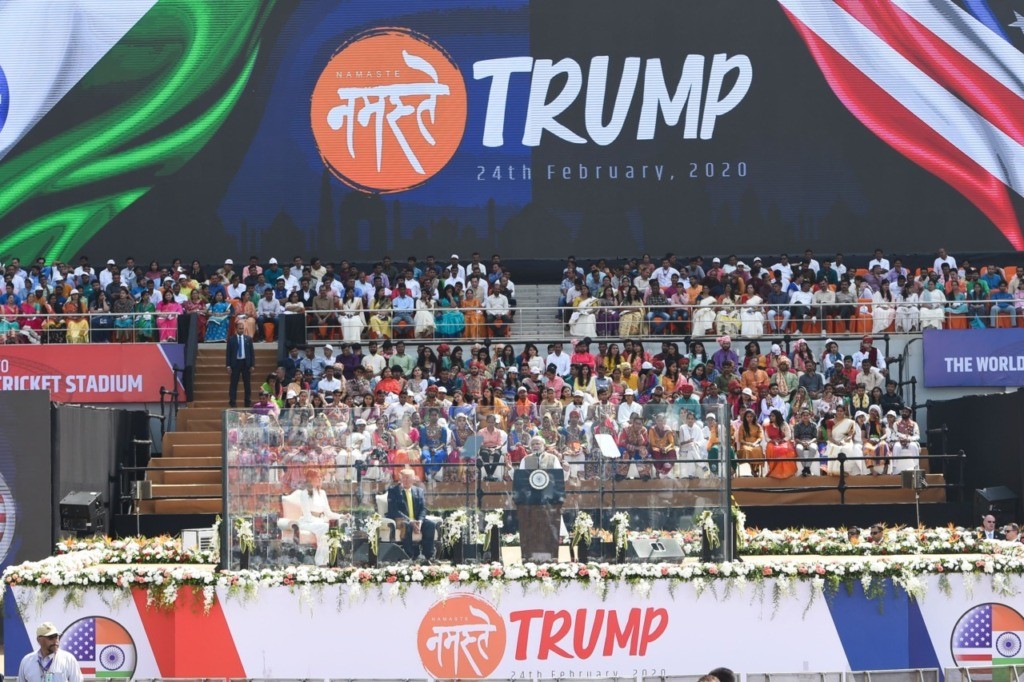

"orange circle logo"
[417,593,506,679]
[311,27,467,194]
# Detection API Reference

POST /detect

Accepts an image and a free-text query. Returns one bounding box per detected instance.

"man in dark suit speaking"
[226,331,255,408]
[386,468,436,562]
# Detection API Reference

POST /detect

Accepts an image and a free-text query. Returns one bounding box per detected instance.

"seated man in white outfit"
[825,405,859,476]
[890,406,921,474]
[296,468,342,566]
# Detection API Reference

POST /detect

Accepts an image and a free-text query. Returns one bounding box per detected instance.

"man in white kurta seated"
[677,410,709,478]
[297,468,342,566]
[890,406,921,474]
[825,405,859,475]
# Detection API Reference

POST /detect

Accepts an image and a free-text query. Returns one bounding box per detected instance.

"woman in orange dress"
[232,290,257,337]
[63,290,90,343]
[764,409,797,479]
[735,409,764,476]
[462,288,485,339]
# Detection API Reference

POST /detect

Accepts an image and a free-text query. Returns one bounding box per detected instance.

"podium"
[513,468,565,562]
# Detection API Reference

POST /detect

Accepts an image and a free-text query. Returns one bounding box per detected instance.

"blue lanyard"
[37,653,54,673]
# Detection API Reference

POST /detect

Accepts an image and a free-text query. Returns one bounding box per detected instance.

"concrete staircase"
[141,345,278,515]
[513,284,562,339]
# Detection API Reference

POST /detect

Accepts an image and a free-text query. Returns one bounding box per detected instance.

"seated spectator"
[990,282,1016,327]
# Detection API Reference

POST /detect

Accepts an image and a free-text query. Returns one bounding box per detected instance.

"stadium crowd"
[226,333,919,484]
[1,247,1023,343]
[559,249,1024,337]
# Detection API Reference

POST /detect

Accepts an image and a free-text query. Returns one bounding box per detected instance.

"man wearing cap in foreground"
[18,621,82,682]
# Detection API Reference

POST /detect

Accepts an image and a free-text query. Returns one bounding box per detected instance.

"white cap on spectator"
[163,277,173,284]
[771,344,782,355]
[712,257,721,264]
[324,344,333,351]
[573,390,585,397]
[269,257,278,264]
[69,289,79,295]
[450,253,459,259]
[531,367,540,374]
[178,274,187,280]
[641,361,654,370]
[885,410,897,418]
[106,259,115,265]
[508,366,518,373]
[225,258,234,265]
[753,256,763,263]
[286,390,297,399]
[55,275,64,282]
[736,261,746,268]
[355,418,367,426]
[705,413,717,420]
[437,387,447,393]
[517,386,527,392]
[742,387,754,397]
[624,388,635,396]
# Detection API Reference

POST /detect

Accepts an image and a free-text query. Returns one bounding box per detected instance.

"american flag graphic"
[780,0,1024,250]
[952,604,1024,680]
[62,617,136,679]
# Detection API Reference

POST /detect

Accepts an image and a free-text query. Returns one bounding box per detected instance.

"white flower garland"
[9,553,1024,611]
[610,512,630,553]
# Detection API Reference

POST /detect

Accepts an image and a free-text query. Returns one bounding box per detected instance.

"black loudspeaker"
[625,538,685,563]
[975,486,1019,520]
[351,539,409,565]
[59,491,106,533]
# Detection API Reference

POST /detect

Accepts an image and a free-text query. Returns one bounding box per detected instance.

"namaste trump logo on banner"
[417,594,507,679]
[62,616,137,680]
[951,603,1024,668]
[311,27,468,194]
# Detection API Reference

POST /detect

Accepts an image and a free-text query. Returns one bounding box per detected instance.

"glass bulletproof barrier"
[223,401,733,569]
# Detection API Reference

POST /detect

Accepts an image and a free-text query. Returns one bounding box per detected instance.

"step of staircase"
[139,499,222,514]
[162,443,222,459]
[148,469,222,485]
[151,483,222,498]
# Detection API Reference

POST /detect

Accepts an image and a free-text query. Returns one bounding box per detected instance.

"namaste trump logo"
[417,594,506,679]
[311,28,467,193]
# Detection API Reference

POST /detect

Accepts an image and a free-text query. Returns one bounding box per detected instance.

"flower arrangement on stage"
[571,512,594,548]
[55,536,216,564]
[363,513,383,556]
[8,550,1024,612]
[610,512,630,554]
[483,510,503,551]
[697,511,720,549]
[442,509,471,550]
[737,525,1017,557]
[326,528,345,566]
[233,517,256,555]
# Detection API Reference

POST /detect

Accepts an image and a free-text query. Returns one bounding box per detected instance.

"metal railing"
[129,667,970,682]
[7,299,1015,344]
[1,309,189,343]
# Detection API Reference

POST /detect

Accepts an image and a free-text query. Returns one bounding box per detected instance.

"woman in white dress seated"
[871,280,897,333]
[825,405,859,476]
[740,284,765,337]
[296,468,342,566]
[691,293,717,336]
[568,292,599,338]
[414,291,436,338]
[895,284,920,333]
[918,280,947,330]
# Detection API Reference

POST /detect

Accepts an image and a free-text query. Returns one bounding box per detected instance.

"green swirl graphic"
[0,0,277,261]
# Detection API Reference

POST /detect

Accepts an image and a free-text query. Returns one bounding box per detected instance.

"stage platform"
[5,545,1023,680]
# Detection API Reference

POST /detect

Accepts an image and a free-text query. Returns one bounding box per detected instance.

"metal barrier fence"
[132,667,1005,682]
[2,310,188,343]
[8,298,1005,344]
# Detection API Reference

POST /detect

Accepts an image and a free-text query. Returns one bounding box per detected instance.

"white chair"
[276,490,317,547]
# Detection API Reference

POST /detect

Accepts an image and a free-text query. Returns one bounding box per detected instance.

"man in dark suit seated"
[386,468,436,562]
